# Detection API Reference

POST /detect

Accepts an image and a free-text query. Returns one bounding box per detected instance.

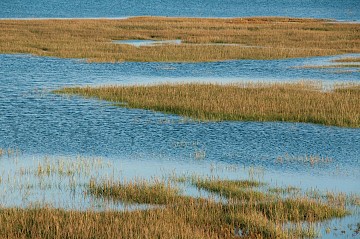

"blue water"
[0,54,359,179]
[1,2,359,237]
[1,0,359,21]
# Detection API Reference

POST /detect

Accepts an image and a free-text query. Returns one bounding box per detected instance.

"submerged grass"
[54,82,360,128]
[0,17,359,62]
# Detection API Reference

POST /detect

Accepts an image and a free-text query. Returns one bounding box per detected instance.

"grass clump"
[0,17,359,62]
[54,82,360,128]
[88,178,181,204]
[193,178,266,200]
[257,198,348,222]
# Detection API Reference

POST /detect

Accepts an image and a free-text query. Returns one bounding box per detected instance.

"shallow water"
[113,39,182,47]
[0,54,359,238]
[1,0,359,21]
[0,53,359,184]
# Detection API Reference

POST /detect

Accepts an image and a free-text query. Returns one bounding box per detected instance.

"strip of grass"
[333,57,360,63]
[54,82,360,128]
[193,179,266,200]
[0,17,359,62]
[300,64,360,69]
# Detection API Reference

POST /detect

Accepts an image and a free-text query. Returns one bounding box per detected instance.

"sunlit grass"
[0,17,359,62]
[0,150,357,238]
[83,177,349,238]
[88,178,182,204]
[54,81,360,127]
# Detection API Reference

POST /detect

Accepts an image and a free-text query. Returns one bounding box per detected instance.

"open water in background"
[1,0,359,21]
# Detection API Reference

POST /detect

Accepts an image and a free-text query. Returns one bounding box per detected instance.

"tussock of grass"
[54,82,360,127]
[257,198,347,222]
[0,17,359,62]
[89,178,181,204]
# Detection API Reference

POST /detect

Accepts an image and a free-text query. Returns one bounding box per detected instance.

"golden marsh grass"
[0,17,359,62]
[54,82,360,127]
[0,152,357,238]
[84,178,348,238]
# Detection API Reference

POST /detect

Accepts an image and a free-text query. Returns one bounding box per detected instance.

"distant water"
[1,0,359,21]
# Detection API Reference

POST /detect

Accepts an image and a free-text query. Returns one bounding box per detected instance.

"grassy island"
[54,82,360,127]
[1,17,359,62]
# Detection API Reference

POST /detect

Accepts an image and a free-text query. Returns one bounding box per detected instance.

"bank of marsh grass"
[55,82,360,127]
[85,178,348,238]
[0,17,359,62]
[0,153,357,238]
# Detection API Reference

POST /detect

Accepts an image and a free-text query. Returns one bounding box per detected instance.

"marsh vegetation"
[55,81,360,127]
[0,174,354,238]
[0,17,359,62]
[1,13,359,239]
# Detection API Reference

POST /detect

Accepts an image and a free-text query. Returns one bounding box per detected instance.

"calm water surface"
[1,0,359,21]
